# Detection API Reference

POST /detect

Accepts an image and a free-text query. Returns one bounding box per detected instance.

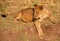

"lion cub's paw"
[14,19,20,23]
[38,33,45,39]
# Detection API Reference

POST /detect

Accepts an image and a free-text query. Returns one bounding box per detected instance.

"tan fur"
[14,5,57,39]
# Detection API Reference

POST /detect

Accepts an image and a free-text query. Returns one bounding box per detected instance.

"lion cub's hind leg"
[14,12,22,23]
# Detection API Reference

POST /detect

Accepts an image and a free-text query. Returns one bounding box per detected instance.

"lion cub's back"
[21,8,33,22]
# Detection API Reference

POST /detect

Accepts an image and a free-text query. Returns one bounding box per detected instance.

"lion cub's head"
[34,4,50,20]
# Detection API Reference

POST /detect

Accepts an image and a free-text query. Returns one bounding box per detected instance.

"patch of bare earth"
[0,21,60,41]
[42,23,60,41]
[0,25,46,41]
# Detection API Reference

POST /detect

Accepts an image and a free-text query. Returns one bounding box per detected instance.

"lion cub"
[14,4,57,39]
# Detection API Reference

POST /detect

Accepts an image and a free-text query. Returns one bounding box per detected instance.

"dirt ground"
[0,0,60,41]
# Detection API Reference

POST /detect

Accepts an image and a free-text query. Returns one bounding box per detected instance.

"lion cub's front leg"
[35,20,44,39]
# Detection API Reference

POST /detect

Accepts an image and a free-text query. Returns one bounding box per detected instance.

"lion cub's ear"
[34,4,39,10]
[39,5,43,10]
[34,4,44,11]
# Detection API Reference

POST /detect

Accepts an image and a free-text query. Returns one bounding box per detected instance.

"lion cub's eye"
[39,6,43,10]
